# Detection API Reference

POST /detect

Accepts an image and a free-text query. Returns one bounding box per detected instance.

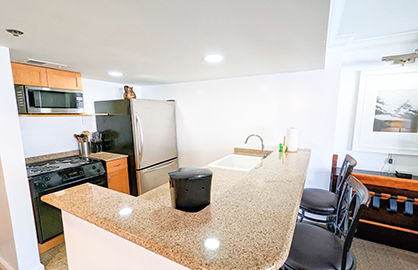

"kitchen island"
[42,148,311,270]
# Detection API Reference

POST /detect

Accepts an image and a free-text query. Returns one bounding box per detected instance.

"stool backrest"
[335,155,357,196]
[338,175,371,270]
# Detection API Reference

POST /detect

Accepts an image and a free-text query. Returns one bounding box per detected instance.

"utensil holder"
[78,142,90,157]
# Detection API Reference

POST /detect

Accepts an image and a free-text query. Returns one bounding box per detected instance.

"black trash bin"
[168,167,213,212]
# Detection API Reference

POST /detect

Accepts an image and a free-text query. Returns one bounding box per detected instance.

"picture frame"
[352,67,418,156]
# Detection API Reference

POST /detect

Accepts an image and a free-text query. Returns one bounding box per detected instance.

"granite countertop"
[233,147,274,157]
[25,150,127,164]
[25,150,80,164]
[89,152,129,162]
[42,149,311,270]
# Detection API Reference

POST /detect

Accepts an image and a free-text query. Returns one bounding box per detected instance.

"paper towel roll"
[286,127,299,153]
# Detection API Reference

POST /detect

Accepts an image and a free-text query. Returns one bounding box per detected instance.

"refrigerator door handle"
[135,114,144,161]
[141,159,177,174]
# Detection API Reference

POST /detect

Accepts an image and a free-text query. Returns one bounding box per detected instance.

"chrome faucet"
[244,134,267,159]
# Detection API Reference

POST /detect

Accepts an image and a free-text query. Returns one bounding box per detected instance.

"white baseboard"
[29,264,45,270]
[0,256,45,270]
[0,255,15,270]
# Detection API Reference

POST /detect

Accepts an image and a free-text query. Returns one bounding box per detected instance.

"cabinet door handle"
[108,175,111,183]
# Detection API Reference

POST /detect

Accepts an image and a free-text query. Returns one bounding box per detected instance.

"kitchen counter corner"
[42,149,311,270]
[89,152,129,162]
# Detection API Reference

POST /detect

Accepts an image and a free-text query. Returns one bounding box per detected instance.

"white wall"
[141,46,344,189]
[0,46,44,270]
[334,32,418,174]
[0,159,18,270]
[19,79,141,158]
[1,48,143,269]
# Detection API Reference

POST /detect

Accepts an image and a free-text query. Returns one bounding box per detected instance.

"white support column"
[0,46,44,270]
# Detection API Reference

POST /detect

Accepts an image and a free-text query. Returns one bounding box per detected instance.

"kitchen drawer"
[106,158,128,173]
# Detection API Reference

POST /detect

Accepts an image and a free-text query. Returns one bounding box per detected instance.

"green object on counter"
[279,143,283,152]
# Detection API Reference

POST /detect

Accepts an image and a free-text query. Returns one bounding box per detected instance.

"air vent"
[15,58,68,69]
[25,59,47,65]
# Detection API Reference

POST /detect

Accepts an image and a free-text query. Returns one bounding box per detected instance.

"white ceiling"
[1,0,417,86]
[338,0,418,41]
[0,0,330,86]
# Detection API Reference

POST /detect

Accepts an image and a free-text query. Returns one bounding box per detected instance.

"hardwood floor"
[40,243,67,270]
[352,238,418,269]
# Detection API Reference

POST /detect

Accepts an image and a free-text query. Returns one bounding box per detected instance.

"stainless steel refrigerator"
[95,99,178,196]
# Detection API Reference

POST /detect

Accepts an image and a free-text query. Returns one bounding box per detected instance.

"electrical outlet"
[388,153,394,164]
[381,153,395,175]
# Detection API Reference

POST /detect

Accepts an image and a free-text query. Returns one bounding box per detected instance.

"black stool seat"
[285,223,356,270]
[300,188,338,214]
[298,155,357,230]
[285,176,371,270]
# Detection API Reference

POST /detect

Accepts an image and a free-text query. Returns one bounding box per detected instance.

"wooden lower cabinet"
[331,165,418,252]
[351,171,418,252]
[106,158,130,195]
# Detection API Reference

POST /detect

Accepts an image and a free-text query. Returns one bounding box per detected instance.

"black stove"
[27,156,106,195]
[27,156,92,177]
[27,155,107,244]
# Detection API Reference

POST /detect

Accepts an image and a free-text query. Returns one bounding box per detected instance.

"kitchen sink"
[208,154,262,172]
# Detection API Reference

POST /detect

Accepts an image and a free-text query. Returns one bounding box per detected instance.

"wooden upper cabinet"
[11,63,48,87]
[11,63,83,90]
[46,69,83,90]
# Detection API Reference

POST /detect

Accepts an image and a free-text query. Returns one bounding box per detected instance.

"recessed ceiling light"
[108,71,123,77]
[203,55,224,63]
[5,29,24,37]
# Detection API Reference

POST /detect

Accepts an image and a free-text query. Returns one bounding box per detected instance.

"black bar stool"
[298,154,357,234]
[283,175,371,270]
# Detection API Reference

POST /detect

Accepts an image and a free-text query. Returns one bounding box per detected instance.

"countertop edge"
[42,148,311,270]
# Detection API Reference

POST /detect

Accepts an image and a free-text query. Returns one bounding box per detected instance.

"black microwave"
[15,85,85,114]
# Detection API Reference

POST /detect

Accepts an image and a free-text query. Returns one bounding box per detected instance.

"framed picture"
[352,67,418,155]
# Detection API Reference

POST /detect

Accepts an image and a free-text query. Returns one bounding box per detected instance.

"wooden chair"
[283,175,371,270]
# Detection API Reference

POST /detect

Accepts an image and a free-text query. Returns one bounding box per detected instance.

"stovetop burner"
[57,157,88,165]
[26,156,94,177]
[27,164,61,175]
